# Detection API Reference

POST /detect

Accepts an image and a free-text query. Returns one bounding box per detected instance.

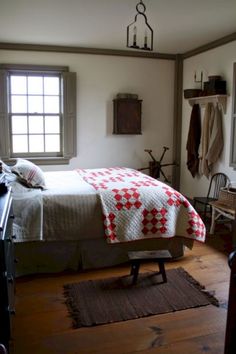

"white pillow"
[11,159,46,189]
[0,159,12,173]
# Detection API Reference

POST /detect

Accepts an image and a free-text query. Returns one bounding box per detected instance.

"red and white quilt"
[77,167,205,244]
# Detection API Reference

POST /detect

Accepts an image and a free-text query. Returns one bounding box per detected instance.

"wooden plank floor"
[12,237,231,354]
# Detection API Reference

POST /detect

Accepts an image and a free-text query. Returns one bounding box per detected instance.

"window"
[230,62,236,168]
[0,64,77,165]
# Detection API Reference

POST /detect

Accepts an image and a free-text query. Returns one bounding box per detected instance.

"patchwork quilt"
[77,167,205,244]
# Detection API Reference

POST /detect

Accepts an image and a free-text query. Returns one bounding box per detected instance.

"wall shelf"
[188,94,228,114]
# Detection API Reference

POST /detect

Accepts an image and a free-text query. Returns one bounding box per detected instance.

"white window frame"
[0,64,77,165]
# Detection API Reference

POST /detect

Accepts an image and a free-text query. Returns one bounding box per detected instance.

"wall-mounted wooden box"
[113,98,142,134]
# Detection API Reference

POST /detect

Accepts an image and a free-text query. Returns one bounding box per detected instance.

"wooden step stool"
[128,250,172,284]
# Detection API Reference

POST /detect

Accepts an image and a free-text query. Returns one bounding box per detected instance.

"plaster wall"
[0,50,175,175]
[181,41,236,198]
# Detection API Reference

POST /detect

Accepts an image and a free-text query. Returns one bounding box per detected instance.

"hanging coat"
[186,104,201,177]
[205,103,224,168]
[199,102,224,178]
[199,103,214,178]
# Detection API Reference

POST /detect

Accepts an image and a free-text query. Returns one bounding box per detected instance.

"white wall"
[0,50,175,175]
[180,41,236,198]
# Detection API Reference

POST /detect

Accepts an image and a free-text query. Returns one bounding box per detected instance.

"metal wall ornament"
[126,0,154,51]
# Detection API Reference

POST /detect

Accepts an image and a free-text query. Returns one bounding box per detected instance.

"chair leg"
[204,203,207,221]
[210,207,216,234]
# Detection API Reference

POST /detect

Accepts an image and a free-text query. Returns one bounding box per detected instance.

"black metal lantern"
[127,0,153,51]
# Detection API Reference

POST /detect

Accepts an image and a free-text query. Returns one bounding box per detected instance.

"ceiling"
[0,0,236,54]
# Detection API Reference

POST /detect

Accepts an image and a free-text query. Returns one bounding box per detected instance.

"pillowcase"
[0,159,12,174]
[11,159,46,189]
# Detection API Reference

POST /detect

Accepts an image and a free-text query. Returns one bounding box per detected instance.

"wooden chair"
[193,173,229,221]
[209,200,236,234]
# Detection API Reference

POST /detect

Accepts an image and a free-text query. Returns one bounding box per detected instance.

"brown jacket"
[186,104,201,177]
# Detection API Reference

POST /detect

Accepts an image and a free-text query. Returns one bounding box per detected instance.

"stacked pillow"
[0,159,12,174]
[1,158,46,189]
[11,159,46,189]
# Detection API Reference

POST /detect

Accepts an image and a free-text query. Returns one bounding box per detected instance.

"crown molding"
[1,31,235,61]
[0,42,176,60]
[183,32,236,59]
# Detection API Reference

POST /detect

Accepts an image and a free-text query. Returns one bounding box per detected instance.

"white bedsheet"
[12,170,104,242]
[13,187,43,242]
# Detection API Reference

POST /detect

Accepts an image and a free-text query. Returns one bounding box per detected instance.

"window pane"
[10,76,27,94]
[11,95,27,113]
[12,135,28,153]
[12,116,28,134]
[45,115,60,133]
[45,135,60,152]
[44,96,60,113]
[28,116,44,134]
[28,76,43,94]
[7,66,72,161]
[29,135,44,152]
[44,77,59,95]
[28,96,43,113]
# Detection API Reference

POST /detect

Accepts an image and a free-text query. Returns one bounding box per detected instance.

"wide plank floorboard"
[12,239,231,354]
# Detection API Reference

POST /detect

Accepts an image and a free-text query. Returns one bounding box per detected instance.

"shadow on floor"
[205,221,234,255]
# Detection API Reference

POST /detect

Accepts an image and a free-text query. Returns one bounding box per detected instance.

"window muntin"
[9,73,62,157]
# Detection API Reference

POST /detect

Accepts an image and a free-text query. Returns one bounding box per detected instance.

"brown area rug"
[63,267,219,328]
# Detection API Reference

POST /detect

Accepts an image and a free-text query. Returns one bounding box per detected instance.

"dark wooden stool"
[128,250,172,284]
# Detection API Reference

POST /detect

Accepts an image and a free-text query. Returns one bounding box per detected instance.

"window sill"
[5,157,71,166]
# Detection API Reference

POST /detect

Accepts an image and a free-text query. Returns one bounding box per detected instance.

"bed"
[2,160,205,276]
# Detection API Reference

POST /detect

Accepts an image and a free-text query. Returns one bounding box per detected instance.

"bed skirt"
[15,237,193,277]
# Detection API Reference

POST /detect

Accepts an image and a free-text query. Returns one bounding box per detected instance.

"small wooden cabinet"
[0,188,14,352]
[113,98,142,134]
